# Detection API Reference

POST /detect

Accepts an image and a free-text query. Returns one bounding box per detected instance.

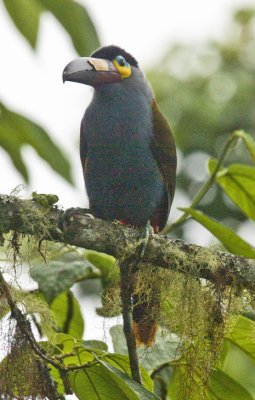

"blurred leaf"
[226,316,255,361]
[149,11,255,225]
[3,0,42,48]
[110,325,180,373]
[38,0,100,55]
[0,102,73,183]
[0,303,10,320]
[153,365,173,400]
[234,9,255,25]
[3,0,99,54]
[69,361,160,400]
[138,339,180,373]
[52,333,94,361]
[209,159,255,221]
[48,366,65,395]
[82,340,108,351]
[220,337,255,397]
[85,251,116,276]
[30,260,97,303]
[86,251,121,318]
[208,368,253,400]
[181,208,255,258]
[236,130,255,162]
[50,291,84,339]
[110,325,128,355]
[103,353,153,392]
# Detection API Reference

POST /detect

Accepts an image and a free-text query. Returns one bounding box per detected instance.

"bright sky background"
[1,0,255,369]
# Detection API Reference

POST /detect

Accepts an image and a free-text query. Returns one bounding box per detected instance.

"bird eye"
[113,55,131,79]
[116,55,126,67]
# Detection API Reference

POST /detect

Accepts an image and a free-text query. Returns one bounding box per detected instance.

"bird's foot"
[137,220,152,259]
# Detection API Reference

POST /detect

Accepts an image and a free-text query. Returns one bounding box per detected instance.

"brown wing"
[151,99,177,231]
[80,117,88,175]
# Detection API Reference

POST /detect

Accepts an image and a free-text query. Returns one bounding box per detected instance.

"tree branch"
[1,194,255,291]
[1,193,255,390]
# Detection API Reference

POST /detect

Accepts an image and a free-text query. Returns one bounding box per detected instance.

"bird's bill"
[62,57,122,86]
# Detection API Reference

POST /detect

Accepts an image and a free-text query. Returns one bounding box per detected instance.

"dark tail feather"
[132,291,160,346]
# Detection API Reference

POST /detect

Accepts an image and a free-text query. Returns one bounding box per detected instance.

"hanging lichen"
[132,250,251,400]
[0,322,59,400]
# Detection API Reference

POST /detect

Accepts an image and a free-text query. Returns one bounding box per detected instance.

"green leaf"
[85,251,116,279]
[0,102,72,183]
[208,368,253,400]
[0,302,10,320]
[69,361,160,400]
[235,130,255,162]
[103,353,153,392]
[50,291,84,339]
[52,332,78,353]
[83,340,108,351]
[153,365,173,400]
[110,325,129,355]
[208,159,255,220]
[38,0,100,55]
[219,337,255,397]
[3,0,42,48]
[48,365,65,395]
[52,336,153,393]
[181,207,255,258]
[85,251,120,318]
[30,259,95,302]
[87,251,118,285]
[110,325,180,372]
[59,337,153,393]
[226,316,255,361]
[139,339,180,373]
[3,0,99,54]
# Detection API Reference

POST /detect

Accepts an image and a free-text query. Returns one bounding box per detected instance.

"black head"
[63,45,140,87]
[91,45,139,68]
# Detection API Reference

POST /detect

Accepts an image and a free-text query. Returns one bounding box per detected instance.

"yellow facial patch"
[113,55,132,79]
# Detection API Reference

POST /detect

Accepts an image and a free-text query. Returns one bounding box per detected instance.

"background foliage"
[149,9,255,229]
[1,1,255,399]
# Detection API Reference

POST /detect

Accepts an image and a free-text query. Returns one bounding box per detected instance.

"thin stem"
[119,257,142,384]
[166,132,239,233]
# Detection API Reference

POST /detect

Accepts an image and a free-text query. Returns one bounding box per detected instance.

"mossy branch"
[1,194,255,292]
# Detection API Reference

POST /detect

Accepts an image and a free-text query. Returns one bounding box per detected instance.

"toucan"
[63,45,177,346]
